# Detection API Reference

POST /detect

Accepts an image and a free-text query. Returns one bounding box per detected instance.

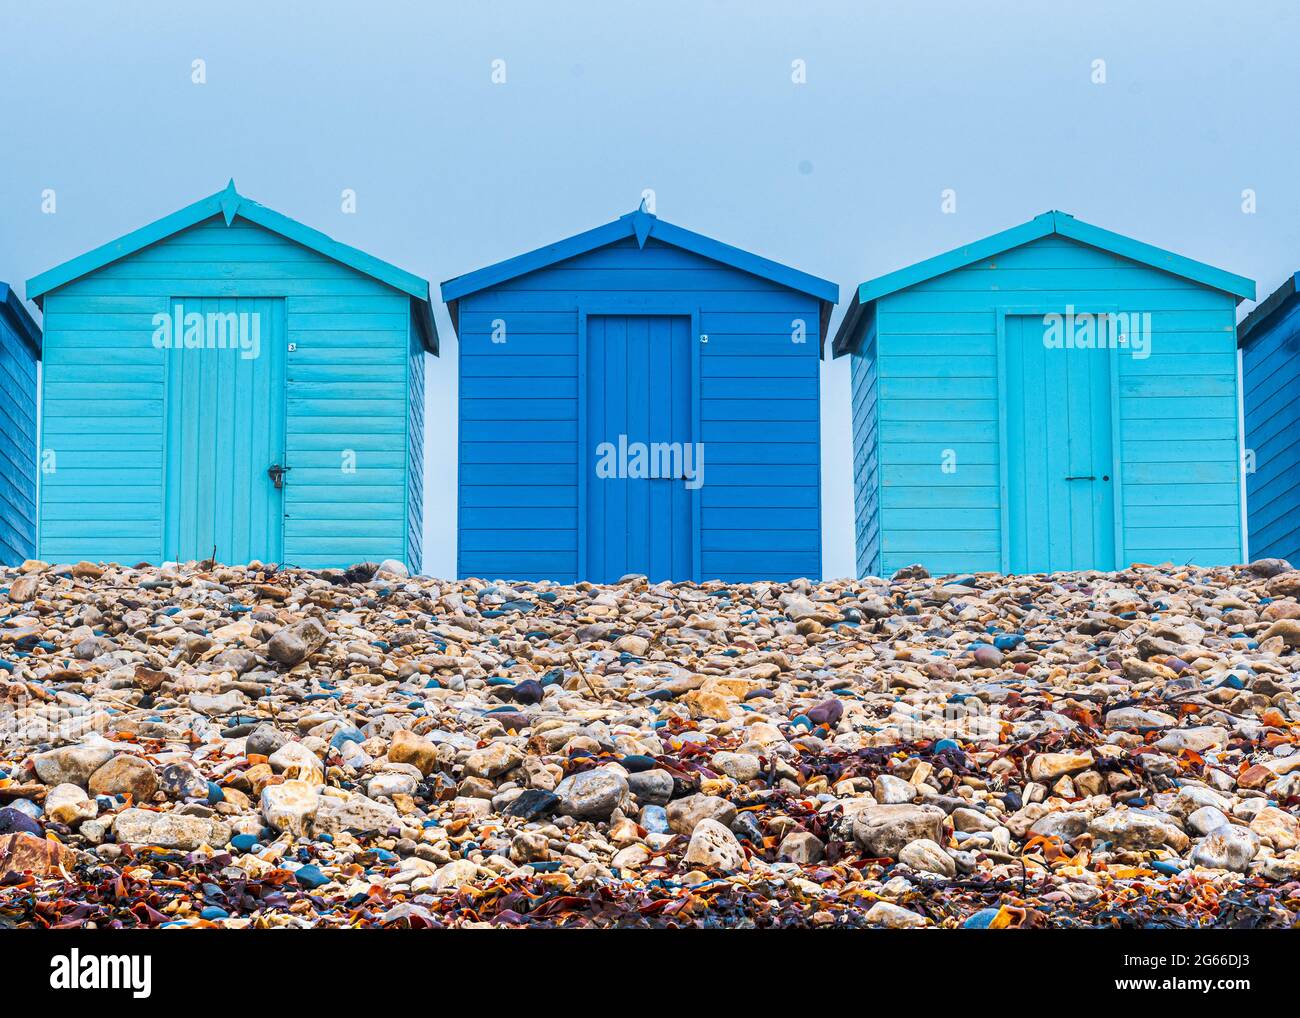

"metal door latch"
[268,464,291,489]
[1065,475,1096,481]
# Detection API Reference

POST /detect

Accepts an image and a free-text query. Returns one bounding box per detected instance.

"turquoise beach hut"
[442,207,837,584]
[0,285,41,565]
[1238,272,1300,563]
[832,211,1255,578]
[26,182,436,570]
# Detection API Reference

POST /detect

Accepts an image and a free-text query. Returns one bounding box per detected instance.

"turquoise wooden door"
[163,298,286,564]
[585,315,693,582]
[1005,314,1115,572]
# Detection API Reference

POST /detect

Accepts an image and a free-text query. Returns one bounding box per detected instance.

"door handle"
[1065,475,1095,481]
[268,464,291,489]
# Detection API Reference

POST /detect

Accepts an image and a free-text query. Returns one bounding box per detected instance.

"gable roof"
[833,210,1256,357]
[1237,271,1300,348]
[441,207,839,349]
[0,284,41,360]
[26,180,438,354]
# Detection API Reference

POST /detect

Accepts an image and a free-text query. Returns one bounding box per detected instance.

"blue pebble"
[1152,860,1183,876]
[330,726,366,750]
[962,908,1003,929]
[295,865,329,889]
[641,805,670,835]
[791,714,813,731]
[206,782,225,805]
[934,739,961,754]
[230,834,261,852]
[200,906,229,920]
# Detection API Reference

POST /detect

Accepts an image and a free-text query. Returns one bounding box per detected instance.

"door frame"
[576,300,702,582]
[994,306,1125,573]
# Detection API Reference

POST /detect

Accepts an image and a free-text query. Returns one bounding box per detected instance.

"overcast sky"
[2,1,1296,577]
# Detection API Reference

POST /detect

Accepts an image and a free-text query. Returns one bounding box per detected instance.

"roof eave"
[1051,213,1256,304]
[830,292,866,358]
[440,211,839,309]
[0,285,43,360]
[1237,271,1300,348]
[26,183,437,324]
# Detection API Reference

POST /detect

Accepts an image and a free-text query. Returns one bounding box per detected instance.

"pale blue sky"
[2,1,1297,577]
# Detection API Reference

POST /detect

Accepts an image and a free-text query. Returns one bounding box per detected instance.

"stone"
[667,793,737,835]
[32,744,115,787]
[8,574,39,603]
[1192,825,1259,872]
[555,767,629,820]
[852,804,946,857]
[504,788,559,820]
[627,769,674,806]
[268,742,324,783]
[1088,809,1189,853]
[0,807,43,837]
[388,729,439,776]
[434,859,480,891]
[245,724,289,758]
[266,618,329,667]
[711,751,760,782]
[777,830,825,865]
[865,901,929,928]
[159,761,210,800]
[260,781,321,837]
[463,742,524,779]
[874,773,915,804]
[1027,751,1094,782]
[368,772,419,798]
[1249,806,1300,851]
[898,838,956,877]
[112,808,231,849]
[314,792,400,835]
[1187,806,1230,837]
[88,755,159,801]
[45,783,97,825]
[682,818,745,872]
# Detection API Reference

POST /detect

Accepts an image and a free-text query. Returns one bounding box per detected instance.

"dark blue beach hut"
[0,285,41,566]
[1239,272,1300,563]
[26,182,436,571]
[441,207,838,584]
[832,211,1255,578]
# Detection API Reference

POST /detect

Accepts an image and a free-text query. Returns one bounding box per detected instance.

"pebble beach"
[4,556,1300,929]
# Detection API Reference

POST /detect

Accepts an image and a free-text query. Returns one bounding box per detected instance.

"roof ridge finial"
[219,178,241,226]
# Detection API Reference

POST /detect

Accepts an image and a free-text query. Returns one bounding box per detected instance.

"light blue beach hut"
[0,284,41,565]
[832,211,1255,578]
[26,182,436,570]
[442,207,838,584]
[1238,272,1300,563]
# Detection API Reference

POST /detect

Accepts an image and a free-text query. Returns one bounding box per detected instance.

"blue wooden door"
[163,298,286,564]
[585,315,693,582]
[1005,314,1115,572]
